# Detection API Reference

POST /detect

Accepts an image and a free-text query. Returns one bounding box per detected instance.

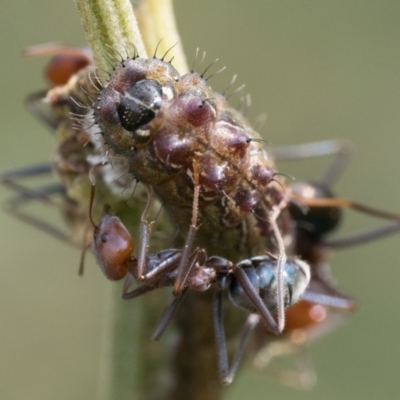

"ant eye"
[101,233,109,243]
[118,79,162,132]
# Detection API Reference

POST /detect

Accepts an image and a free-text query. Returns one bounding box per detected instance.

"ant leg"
[124,251,182,297]
[2,175,80,248]
[271,139,352,187]
[136,185,156,281]
[152,248,208,339]
[213,275,260,385]
[122,272,135,295]
[2,163,54,199]
[123,264,165,300]
[152,289,188,341]
[24,43,91,59]
[141,251,182,280]
[293,195,400,222]
[253,303,349,388]
[214,274,234,384]
[305,263,357,310]
[301,290,356,310]
[231,266,279,334]
[254,343,317,389]
[1,163,80,224]
[123,283,159,299]
[25,90,60,130]
[326,223,400,249]
[78,241,92,276]
[268,204,287,333]
[173,160,201,295]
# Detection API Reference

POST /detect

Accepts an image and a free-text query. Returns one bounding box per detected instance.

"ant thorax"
[94,56,291,261]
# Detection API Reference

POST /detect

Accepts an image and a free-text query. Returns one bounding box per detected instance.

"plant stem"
[75,0,148,74]
[74,1,225,399]
[135,0,189,73]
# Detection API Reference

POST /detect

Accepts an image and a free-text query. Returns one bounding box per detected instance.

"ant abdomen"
[229,256,310,314]
[46,52,90,86]
[92,208,134,281]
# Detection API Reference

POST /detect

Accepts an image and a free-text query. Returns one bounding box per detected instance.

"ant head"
[290,181,342,238]
[93,206,134,280]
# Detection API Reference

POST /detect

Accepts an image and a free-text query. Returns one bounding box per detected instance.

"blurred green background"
[1,1,400,399]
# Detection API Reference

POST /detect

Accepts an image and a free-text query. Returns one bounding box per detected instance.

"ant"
[1,45,140,247]
[85,136,400,386]
[87,151,397,385]
[84,165,317,385]
[243,140,400,388]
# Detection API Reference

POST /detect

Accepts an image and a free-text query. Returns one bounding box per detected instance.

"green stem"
[135,0,189,74]
[75,0,148,74]
[74,1,226,399]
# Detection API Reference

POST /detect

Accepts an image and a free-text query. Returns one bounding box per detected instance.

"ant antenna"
[251,209,268,224]
[78,240,91,276]
[292,194,400,222]
[79,163,111,277]
[270,178,287,195]
[88,183,98,230]
[273,172,295,181]
[87,163,109,229]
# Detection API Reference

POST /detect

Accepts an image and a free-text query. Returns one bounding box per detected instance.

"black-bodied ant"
[245,139,400,388]
[84,164,316,384]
